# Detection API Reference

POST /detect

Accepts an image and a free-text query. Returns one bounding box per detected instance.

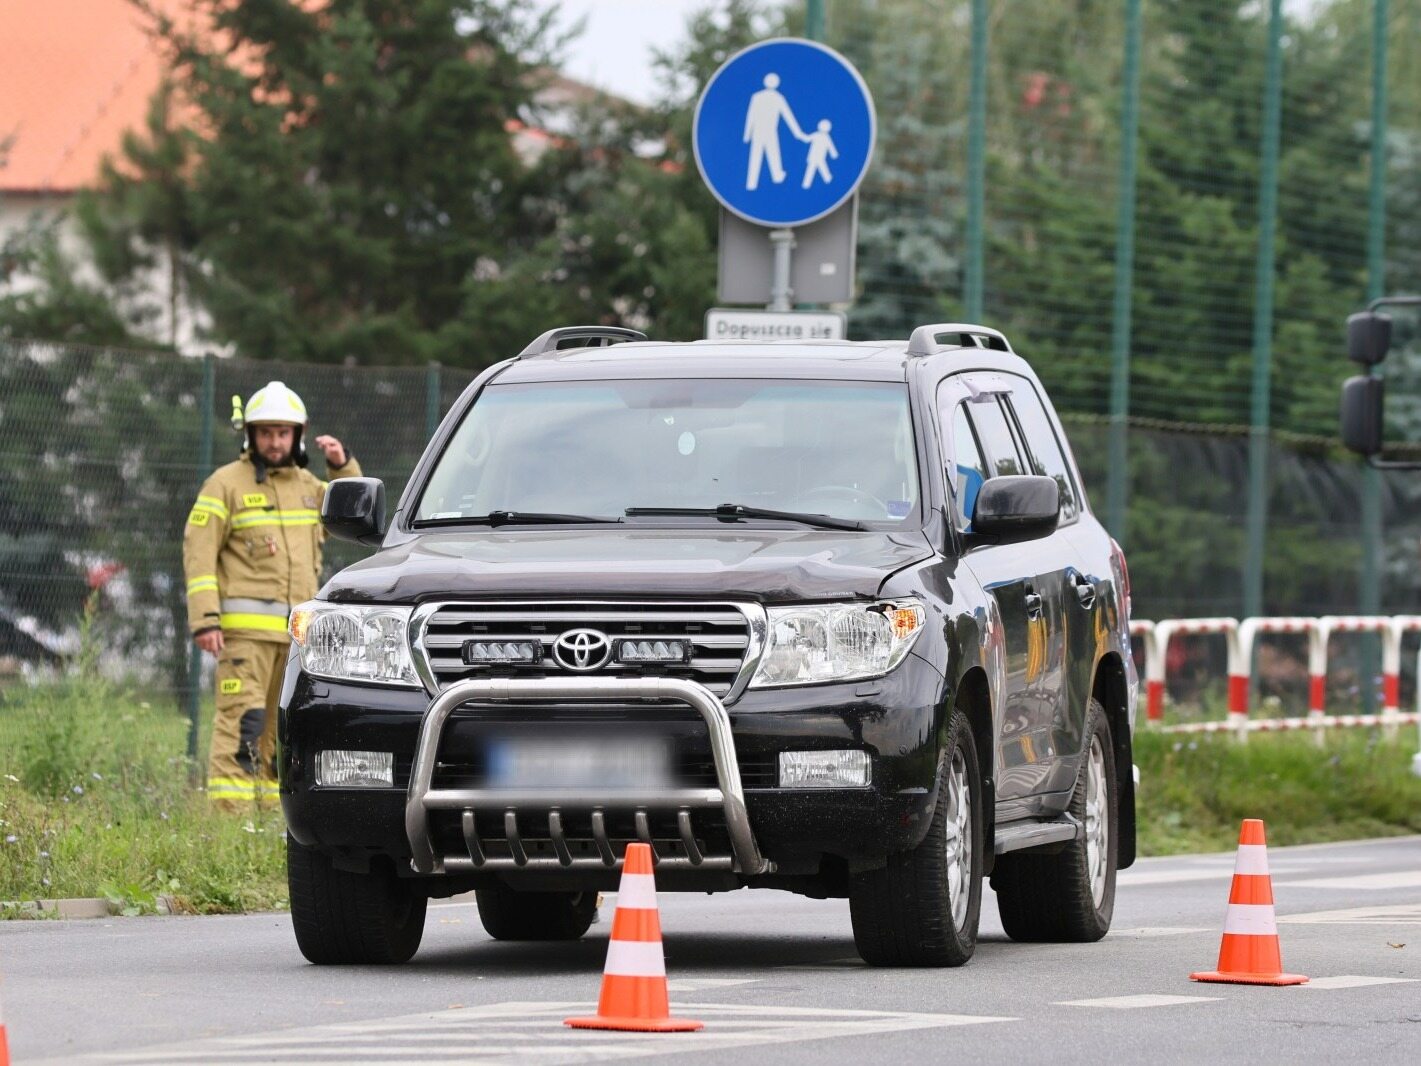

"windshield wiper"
[625,503,866,532]
[411,510,621,528]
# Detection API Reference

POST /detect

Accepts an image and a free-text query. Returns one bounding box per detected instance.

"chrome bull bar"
[404,677,771,877]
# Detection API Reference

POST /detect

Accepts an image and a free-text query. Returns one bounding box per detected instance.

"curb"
[1,895,179,919]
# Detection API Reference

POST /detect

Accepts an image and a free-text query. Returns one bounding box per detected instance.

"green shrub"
[1135,728,1421,855]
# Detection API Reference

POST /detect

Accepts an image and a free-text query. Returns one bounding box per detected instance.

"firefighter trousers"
[207,637,287,807]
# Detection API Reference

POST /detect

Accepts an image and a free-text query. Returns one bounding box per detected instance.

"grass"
[0,676,285,916]
[1135,727,1421,855]
[3,661,1420,914]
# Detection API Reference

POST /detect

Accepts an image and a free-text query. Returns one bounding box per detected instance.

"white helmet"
[244,381,308,426]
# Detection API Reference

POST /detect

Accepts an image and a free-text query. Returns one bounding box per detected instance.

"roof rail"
[905,322,1013,356]
[517,326,648,359]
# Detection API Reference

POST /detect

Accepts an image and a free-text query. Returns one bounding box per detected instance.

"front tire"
[475,885,599,941]
[287,836,427,964]
[991,698,1117,942]
[849,707,983,967]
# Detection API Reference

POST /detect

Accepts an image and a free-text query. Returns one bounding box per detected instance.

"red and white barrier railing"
[1134,617,1241,728]
[1130,615,1421,765]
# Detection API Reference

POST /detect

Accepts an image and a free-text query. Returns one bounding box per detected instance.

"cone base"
[1190,970,1309,986]
[565,1015,704,1032]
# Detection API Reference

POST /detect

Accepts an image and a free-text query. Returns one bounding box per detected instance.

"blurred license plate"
[485,737,672,789]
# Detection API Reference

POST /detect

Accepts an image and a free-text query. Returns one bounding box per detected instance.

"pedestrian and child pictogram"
[695,38,875,228]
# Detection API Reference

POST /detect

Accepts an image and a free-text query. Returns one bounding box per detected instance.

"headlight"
[750,600,926,688]
[288,602,418,687]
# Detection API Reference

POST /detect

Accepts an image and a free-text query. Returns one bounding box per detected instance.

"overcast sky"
[528,0,711,105]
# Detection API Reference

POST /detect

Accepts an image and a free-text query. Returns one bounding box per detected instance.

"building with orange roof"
[1,1,628,353]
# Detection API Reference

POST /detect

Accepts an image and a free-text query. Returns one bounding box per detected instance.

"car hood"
[321,527,934,604]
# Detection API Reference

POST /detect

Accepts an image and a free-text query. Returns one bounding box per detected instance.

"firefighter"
[183,381,362,807]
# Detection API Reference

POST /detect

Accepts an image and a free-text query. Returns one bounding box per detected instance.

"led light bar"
[617,639,690,664]
[778,749,871,788]
[463,640,543,665]
[317,749,394,788]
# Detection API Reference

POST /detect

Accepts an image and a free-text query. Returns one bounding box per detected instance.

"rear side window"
[966,398,1025,478]
[1005,378,1080,521]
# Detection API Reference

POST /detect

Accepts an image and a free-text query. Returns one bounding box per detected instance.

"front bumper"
[279,653,946,883]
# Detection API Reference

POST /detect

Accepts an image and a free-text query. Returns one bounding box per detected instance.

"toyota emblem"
[552,628,612,672]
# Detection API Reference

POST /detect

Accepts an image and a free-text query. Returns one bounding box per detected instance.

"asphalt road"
[2,835,1418,1065]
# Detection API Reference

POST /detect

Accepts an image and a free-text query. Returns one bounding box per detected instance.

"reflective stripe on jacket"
[183,453,362,641]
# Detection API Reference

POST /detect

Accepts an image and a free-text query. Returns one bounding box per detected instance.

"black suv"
[281,322,1137,968]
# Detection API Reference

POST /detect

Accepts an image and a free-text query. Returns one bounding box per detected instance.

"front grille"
[418,602,754,699]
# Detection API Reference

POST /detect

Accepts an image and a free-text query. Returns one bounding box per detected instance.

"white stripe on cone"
[603,938,667,978]
[1232,844,1270,876]
[614,873,659,910]
[1222,903,1279,936]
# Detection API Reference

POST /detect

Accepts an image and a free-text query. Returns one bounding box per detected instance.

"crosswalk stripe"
[1056,994,1221,1009]
[1298,975,1419,989]
[63,1001,1017,1065]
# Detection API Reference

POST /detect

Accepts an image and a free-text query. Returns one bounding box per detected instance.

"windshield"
[415,378,920,525]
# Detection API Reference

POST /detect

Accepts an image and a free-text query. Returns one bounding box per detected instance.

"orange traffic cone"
[1190,819,1308,986]
[1,968,10,1066]
[565,843,703,1033]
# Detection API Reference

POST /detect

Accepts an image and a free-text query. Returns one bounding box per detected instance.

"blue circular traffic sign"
[693,38,876,228]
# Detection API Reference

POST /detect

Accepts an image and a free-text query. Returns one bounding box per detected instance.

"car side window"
[966,397,1025,478]
[949,404,989,531]
[1004,377,1080,522]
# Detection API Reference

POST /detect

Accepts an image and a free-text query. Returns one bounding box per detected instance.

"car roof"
[494,340,1038,384]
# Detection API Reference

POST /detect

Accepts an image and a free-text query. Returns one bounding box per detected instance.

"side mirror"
[971,475,1060,543]
[1347,311,1392,366]
[1340,375,1384,456]
[322,477,387,546]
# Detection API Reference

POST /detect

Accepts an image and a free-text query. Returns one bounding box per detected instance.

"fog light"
[778,749,871,788]
[316,750,394,788]
[618,639,690,664]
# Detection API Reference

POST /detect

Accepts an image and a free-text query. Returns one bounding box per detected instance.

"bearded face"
[252,423,298,466]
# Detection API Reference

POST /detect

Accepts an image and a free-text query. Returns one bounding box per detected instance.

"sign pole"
[768,229,796,311]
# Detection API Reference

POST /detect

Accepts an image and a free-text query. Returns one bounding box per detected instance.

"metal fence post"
[1107,0,1143,546]
[1244,0,1284,620]
[185,352,215,773]
[805,0,825,41]
[964,0,987,321]
[425,362,441,442]
[1360,0,1389,712]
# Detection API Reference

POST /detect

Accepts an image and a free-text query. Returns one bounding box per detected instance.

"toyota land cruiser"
[281,322,1138,968]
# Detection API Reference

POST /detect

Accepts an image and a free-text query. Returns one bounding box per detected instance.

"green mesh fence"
[0,339,474,701]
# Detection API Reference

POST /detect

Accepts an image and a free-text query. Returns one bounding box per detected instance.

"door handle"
[1072,573,1097,610]
[1024,592,1043,619]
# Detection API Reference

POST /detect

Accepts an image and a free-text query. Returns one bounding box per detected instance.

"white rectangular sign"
[705,309,846,342]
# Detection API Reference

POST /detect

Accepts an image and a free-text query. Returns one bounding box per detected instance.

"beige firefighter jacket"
[183,452,363,642]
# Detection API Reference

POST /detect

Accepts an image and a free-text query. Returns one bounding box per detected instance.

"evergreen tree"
[136,0,567,366]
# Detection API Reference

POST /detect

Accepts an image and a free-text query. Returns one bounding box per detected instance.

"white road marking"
[1117,869,1233,886]
[1056,994,1221,1009]
[50,1000,1015,1065]
[1298,975,1419,989]
[1283,870,1421,891]
[1279,903,1421,925]
[1109,926,1212,938]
